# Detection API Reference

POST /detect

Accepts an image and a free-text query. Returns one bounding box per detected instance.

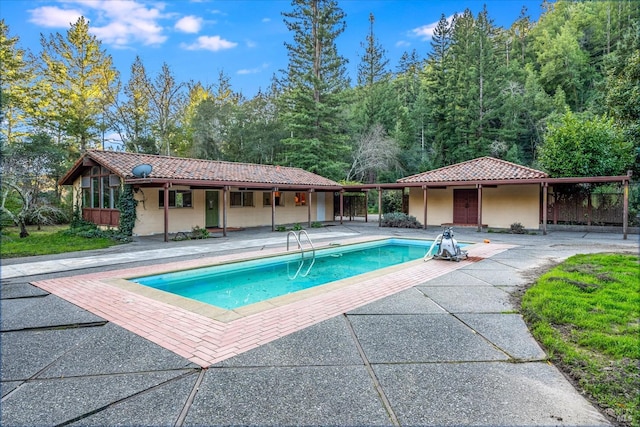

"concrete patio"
[1,222,636,426]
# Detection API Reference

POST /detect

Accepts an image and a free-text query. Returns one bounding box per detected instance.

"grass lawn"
[1,225,119,258]
[522,253,639,426]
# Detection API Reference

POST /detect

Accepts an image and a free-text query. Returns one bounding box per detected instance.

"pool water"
[132,238,435,310]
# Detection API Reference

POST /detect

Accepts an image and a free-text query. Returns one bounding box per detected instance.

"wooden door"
[453,189,478,224]
[205,191,219,228]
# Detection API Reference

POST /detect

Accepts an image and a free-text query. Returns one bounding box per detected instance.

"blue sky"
[2,0,546,98]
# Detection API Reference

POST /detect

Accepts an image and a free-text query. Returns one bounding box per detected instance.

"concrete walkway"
[1,223,637,426]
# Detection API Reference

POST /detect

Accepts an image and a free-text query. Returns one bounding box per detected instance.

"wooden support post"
[307,189,312,227]
[163,182,169,242]
[477,184,483,232]
[339,190,344,224]
[423,186,428,229]
[222,186,228,237]
[378,187,383,227]
[364,190,368,223]
[623,174,630,240]
[542,182,548,235]
[271,188,277,232]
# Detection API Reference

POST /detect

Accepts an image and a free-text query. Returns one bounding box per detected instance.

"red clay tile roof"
[60,150,341,188]
[397,157,548,184]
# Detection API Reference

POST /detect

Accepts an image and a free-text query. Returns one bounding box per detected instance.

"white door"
[316,193,326,221]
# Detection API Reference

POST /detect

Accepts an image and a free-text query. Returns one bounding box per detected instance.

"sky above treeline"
[3,0,548,97]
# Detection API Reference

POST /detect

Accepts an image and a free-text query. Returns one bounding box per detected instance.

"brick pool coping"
[33,236,513,367]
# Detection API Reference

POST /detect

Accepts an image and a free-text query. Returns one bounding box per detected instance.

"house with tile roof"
[397,157,548,230]
[60,152,632,240]
[343,157,632,237]
[59,151,342,239]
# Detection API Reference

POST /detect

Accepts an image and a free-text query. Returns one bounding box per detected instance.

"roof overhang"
[126,178,341,191]
[343,174,632,191]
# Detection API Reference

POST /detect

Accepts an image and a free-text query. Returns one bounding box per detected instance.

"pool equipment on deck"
[424,227,468,262]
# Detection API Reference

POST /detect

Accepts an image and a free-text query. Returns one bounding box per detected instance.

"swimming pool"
[132,238,438,310]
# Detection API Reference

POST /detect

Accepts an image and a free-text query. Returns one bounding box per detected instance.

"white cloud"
[28,6,84,27]
[237,63,269,75]
[28,1,168,47]
[175,15,203,33]
[395,40,411,48]
[182,35,238,51]
[410,15,455,41]
[262,17,271,23]
[88,1,168,46]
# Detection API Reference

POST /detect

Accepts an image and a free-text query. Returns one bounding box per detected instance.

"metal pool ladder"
[286,230,316,279]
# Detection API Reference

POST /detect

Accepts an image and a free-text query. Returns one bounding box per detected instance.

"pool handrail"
[286,230,316,260]
[286,230,316,280]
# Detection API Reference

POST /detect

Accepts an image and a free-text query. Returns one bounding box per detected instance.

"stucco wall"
[407,185,541,229]
[132,186,204,235]
[482,185,540,229]
[132,188,332,236]
[407,187,452,226]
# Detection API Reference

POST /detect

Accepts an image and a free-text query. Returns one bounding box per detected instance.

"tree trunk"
[19,221,29,238]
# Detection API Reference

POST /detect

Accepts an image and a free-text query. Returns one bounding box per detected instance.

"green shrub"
[510,222,526,234]
[190,225,210,239]
[381,212,422,228]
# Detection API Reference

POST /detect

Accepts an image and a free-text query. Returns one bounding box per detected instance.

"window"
[263,191,284,207]
[230,191,254,207]
[81,168,120,209]
[295,192,307,206]
[159,190,192,208]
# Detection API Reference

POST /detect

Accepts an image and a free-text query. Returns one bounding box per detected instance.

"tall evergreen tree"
[357,13,389,88]
[146,62,185,156]
[107,56,155,153]
[0,20,36,146]
[38,17,119,154]
[279,0,351,180]
[355,12,392,132]
[425,13,454,168]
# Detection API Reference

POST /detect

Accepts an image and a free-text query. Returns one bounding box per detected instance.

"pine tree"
[146,63,185,156]
[106,56,154,153]
[279,0,351,180]
[0,20,36,146]
[38,17,119,154]
[425,13,454,168]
